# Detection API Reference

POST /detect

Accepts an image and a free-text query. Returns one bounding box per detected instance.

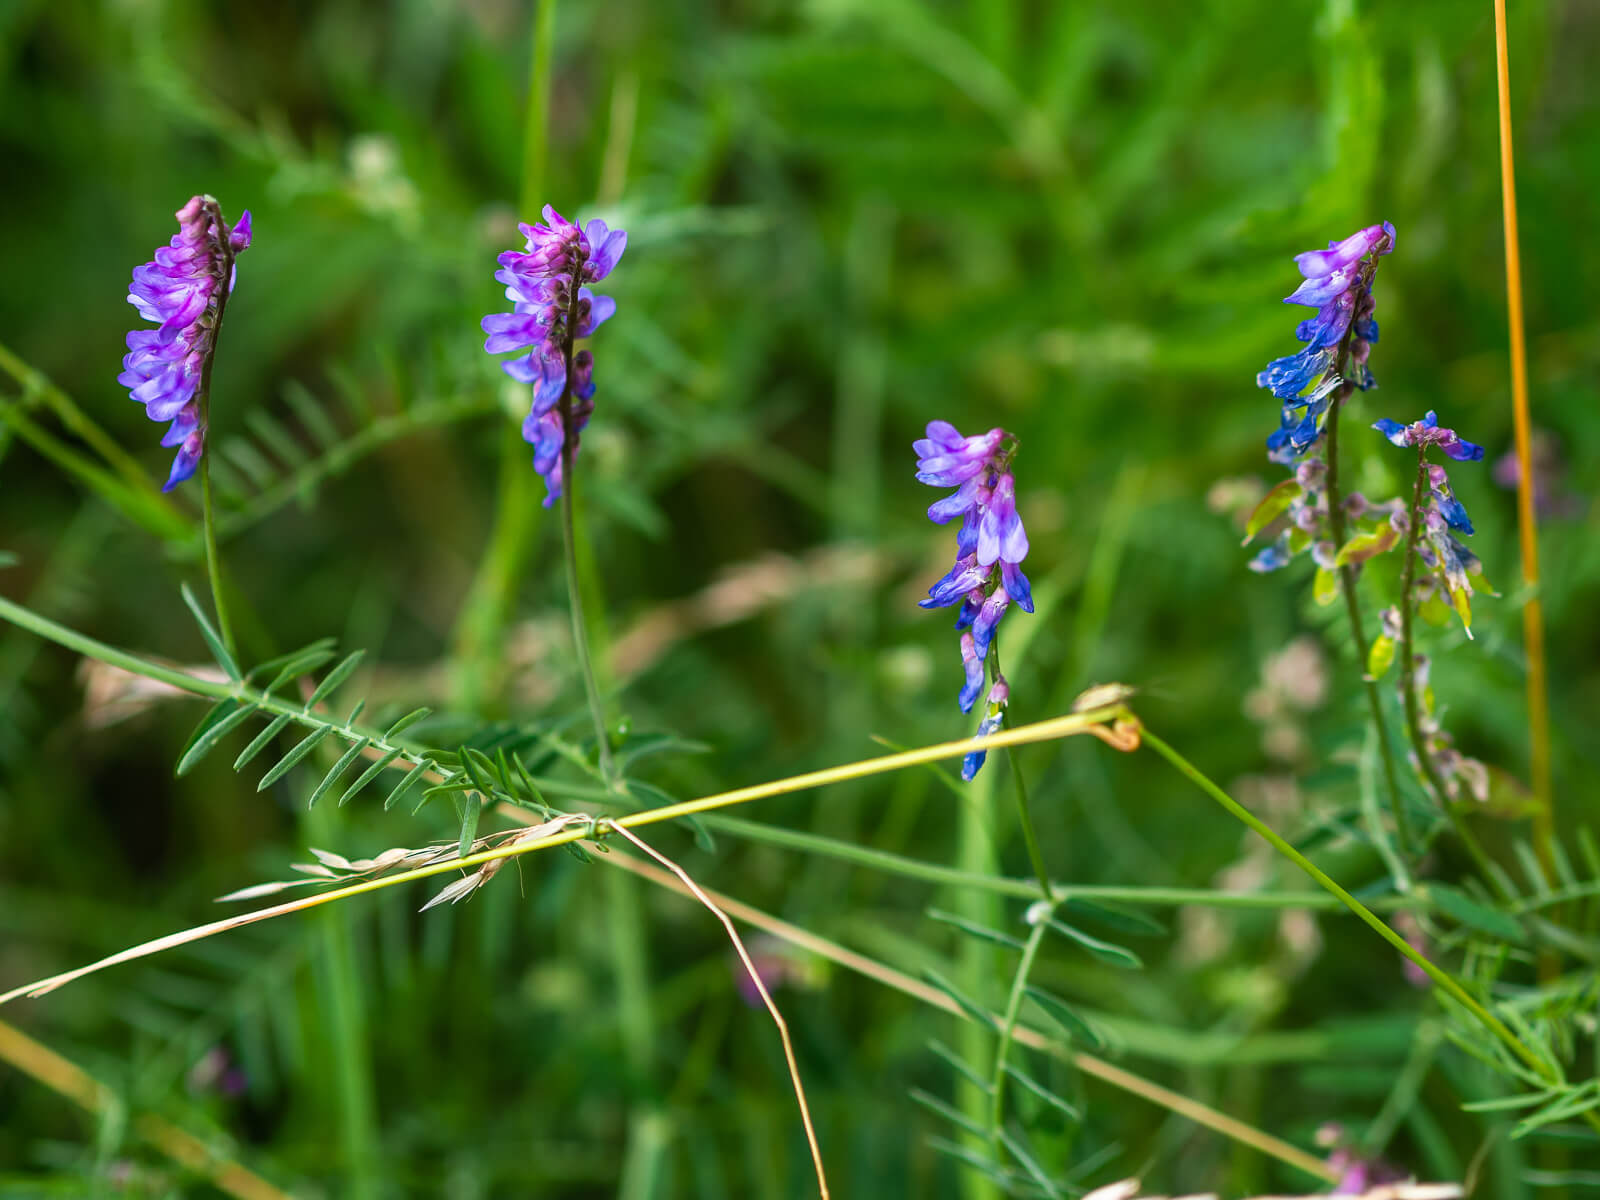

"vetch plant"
[1258,221,1393,463]
[1243,221,1409,844]
[120,196,252,493]
[3,11,1598,1189]
[914,419,1033,778]
[481,204,625,507]
[120,195,252,660]
[481,202,627,782]
[1365,412,1502,852]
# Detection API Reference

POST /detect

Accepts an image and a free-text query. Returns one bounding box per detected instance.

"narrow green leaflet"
[1045,918,1143,968]
[928,908,1027,950]
[922,968,1000,1033]
[338,747,406,807]
[179,582,241,680]
[247,637,336,681]
[303,650,366,710]
[176,700,260,776]
[262,646,340,696]
[306,737,371,808]
[1002,1062,1082,1121]
[257,725,336,791]
[1023,986,1103,1049]
[1061,896,1165,936]
[383,706,434,740]
[996,1126,1064,1200]
[1427,882,1528,945]
[383,760,432,812]
[234,712,294,770]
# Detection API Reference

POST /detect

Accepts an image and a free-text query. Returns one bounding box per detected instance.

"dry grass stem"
[600,820,831,1200]
[1492,0,1554,882]
[575,833,1337,1185]
[0,816,592,1006]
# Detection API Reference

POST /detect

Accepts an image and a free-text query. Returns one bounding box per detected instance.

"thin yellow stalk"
[603,822,830,1200]
[0,1020,291,1200]
[588,844,1338,1185]
[1493,0,1554,878]
[0,709,1128,1006]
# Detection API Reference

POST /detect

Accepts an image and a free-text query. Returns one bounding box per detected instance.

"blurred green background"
[2,0,1598,1195]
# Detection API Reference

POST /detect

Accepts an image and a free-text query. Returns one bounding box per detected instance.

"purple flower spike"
[484,204,626,504]
[1374,412,1492,633]
[916,420,1033,741]
[1257,222,1395,463]
[120,195,251,491]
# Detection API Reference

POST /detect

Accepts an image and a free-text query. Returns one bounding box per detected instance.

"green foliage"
[2,0,1599,1195]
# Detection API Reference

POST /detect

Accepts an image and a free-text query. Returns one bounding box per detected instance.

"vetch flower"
[482,205,626,505]
[915,421,1033,703]
[119,196,252,491]
[1373,411,1493,633]
[1373,410,1485,464]
[916,420,1034,780]
[1258,222,1395,464]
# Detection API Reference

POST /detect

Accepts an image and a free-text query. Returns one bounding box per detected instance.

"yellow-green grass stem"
[1140,722,1596,1135]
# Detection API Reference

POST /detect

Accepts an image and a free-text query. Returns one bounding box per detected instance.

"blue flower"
[1372,411,1485,463]
[1258,222,1395,461]
[483,206,626,506]
[119,196,251,491]
[916,420,1034,715]
[1374,413,1492,633]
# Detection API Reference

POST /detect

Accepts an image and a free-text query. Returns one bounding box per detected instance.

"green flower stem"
[199,456,235,660]
[703,813,1412,911]
[988,910,1050,1149]
[1396,448,1502,894]
[1139,723,1576,1099]
[1002,741,1053,902]
[194,198,240,661]
[558,403,615,783]
[989,640,1054,903]
[1323,396,1408,849]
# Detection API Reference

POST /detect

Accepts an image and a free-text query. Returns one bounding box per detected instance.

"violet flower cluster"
[481,206,626,506]
[915,421,1033,779]
[1258,222,1394,464]
[1374,411,1489,633]
[120,196,252,491]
